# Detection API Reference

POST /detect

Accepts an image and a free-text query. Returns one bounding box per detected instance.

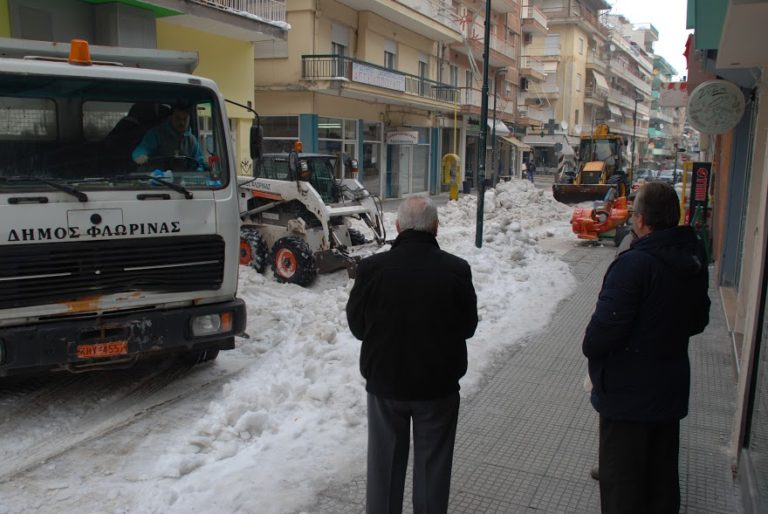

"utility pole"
[475,0,492,248]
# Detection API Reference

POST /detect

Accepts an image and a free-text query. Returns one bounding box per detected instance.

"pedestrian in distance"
[527,159,536,183]
[582,181,710,514]
[346,194,478,514]
[132,103,206,170]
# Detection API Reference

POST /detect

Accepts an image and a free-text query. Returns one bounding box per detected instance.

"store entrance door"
[393,145,412,196]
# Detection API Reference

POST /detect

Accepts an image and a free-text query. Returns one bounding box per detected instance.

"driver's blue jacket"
[131,120,205,167]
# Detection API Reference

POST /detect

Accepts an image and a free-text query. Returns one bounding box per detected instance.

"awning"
[522,134,574,155]
[488,119,510,136]
[592,71,609,91]
[607,104,623,119]
[501,135,531,150]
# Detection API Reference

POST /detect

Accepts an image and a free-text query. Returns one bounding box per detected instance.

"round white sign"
[687,80,745,134]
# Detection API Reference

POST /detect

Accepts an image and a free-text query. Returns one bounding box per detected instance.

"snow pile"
[3,179,580,514]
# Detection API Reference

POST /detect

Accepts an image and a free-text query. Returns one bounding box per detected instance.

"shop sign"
[352,62,405,92]
[685,162,711,224]
[386,131,419,144]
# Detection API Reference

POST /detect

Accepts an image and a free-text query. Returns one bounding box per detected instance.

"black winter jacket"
[346,230,478,401]
[583,225,710,422]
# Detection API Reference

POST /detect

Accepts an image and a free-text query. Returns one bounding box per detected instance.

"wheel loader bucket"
[552,184,615,204]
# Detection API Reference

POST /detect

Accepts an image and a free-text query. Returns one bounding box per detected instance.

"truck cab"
[0,41,248,376]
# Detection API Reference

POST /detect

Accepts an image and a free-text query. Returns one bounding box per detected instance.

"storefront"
[385,129,431,197]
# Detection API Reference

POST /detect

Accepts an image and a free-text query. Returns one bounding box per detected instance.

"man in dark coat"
[346,194,478,514]
[583,181,710,514]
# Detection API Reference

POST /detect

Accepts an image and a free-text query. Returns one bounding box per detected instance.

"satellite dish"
[609,44,616,52]
[574,124,582,134]
[560,120,568,130]
[554,142,563,152]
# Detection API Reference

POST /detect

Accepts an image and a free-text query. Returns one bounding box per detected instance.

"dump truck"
[552,124,630,204]
[0,40,257,376]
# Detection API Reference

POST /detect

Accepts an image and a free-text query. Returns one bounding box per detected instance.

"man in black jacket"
[347,195,478,514]
[583,181,710,514]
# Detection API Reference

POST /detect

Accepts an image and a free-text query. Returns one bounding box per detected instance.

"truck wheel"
[179,347,220,365]
[348,228,368,246]
[271,237,317,286]
[239,227,268,273]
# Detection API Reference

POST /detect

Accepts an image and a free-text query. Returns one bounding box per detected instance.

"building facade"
[687,0,768,511]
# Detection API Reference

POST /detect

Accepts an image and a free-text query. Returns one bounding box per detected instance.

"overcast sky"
[608,0,693,80]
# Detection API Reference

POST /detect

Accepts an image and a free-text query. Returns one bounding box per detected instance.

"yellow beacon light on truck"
[68,39,92,66]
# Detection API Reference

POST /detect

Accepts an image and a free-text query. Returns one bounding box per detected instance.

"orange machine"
[571,189,631,246]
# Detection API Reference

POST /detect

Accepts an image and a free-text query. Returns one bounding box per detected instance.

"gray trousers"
[366,392,460,514]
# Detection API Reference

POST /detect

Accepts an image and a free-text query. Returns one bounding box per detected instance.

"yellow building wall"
[156,21,255,168]
[0,0,9,37]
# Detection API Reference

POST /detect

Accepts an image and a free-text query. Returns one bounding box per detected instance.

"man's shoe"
[590,466,599,481]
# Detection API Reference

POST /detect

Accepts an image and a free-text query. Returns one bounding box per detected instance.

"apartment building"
[0,0,288,166]
[648,55,686,169]
[251,0,527,198]
[521,0,612,172]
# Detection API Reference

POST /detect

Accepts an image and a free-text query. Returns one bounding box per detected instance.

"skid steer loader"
[238,145,386,286]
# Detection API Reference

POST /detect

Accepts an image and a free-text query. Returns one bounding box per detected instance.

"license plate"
[76,341,128,359]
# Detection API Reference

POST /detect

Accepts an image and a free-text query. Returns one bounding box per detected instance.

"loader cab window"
[0,74,229,194]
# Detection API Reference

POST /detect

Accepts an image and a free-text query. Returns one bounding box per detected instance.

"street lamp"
[631,92,643,179]
[490,68,508,185]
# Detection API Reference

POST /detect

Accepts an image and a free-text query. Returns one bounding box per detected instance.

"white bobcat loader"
[238,147,386,286]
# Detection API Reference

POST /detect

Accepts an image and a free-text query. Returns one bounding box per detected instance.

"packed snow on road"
[0,179,579,514]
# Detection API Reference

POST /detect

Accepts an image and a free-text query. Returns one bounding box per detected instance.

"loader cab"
[255,152,340,204]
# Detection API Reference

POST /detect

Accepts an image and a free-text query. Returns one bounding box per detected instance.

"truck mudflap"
[0,299,246,377]
[552,184,614,204]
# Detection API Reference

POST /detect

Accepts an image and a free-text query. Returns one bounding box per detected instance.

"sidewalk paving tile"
[312,242,743,513]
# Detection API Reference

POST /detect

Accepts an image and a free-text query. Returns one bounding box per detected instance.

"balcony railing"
[587,53,608,69]
[396,0,461,33]
[465,21,516,61]
[301,55,459,104]
[520,56,546,75]
[521,3,548,29]
[540,5,610,37]
[190,0,286,24]
[584,85,608,99]
[650,109,674,124]
[609,60,652,95]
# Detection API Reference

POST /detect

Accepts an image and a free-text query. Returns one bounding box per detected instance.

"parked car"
[657,169,680,183]
[634,168,657,181]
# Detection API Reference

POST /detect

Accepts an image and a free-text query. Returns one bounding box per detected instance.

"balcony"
[335,0,462,42]
[608,90,646,112]
[143,0,287,41]
[523,44,561,60]
[520,56,546,81]
[584,85,608,106]
[586,52,608,72]
[458,87,515,119]
[451,20,517,67]
[650,108,674,124]
[539,4,610,38]
[520,85,558,105]
[301,55,459,109]
[521,3,548,35]
[609,60,652,95]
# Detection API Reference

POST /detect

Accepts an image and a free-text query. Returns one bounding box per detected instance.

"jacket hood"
[392,229,439,248]
[631,225,704,276]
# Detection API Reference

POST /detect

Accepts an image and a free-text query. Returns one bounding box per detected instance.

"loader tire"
[348,228,368,246]
[240,227,268,273]
[271,236,317,286]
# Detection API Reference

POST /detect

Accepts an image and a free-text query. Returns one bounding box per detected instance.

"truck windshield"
[0,74,229,193]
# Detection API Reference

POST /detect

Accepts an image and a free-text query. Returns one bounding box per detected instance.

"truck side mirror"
[250,125,263,160]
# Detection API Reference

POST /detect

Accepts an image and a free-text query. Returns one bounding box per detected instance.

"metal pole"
[631,96,638,177]
[491,88,498,185]
[474,0,492,248]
